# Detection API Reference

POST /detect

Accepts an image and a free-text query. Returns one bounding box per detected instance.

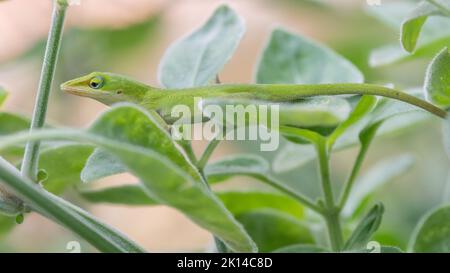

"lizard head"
[61,72,150,105]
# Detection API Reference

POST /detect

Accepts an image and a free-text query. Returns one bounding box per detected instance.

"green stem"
[315,138,343,251]
[197,137,221,170]
[338,122,380,210]
[196,138,227,253]
[21,1,67,180]
[337,146,368,210]
[0,157,144,253]
[255,175,323,214]
[428,0,450,16]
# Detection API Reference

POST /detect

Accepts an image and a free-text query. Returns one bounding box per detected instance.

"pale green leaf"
[80,184,157,206]
[367,1,450,66]
[410,205,450,252]
[255,27,361,140]
[79,186,304,219]
[38,144,94,194]
[401,1,449,52]
[81,149,126,183]
[200,96,351,130]
[424,47,450,107]
[255,28,363,84]
[344,203,384,251]
[205,154,270,184]
[272,143,315,173]
[0,104,257,252]
[158,5,245,88]
[0,112,30,160]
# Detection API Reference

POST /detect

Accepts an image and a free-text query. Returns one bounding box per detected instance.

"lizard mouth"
[61,85,91,97]
[60,84,109,98]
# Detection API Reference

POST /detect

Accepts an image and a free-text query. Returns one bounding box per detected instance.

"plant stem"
[196,138,227,253]
[315,138,344,251]
[0,157,144,253]
[338,122,380,210]
[428,0,450,16]
[197,137,221,170]
[255,175,323,214]
[337,146,368,210]
[21,0,68,180]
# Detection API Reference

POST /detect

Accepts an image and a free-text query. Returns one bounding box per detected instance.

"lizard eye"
[89,76,104,89]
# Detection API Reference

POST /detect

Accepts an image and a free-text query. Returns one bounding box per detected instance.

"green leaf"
[0,157,145,253]
[273,88,425,173]
[255,28,363,84]
[205,154,270,184]
[201,96,351,130]
[278,126,324,145]
[369,38,450,67]
[424,47,450,107]
[235,209,314,252]
[38,144,94,194]
[410,205,450,252]
[14,15,160,70]
[0,215,16,237]
[401,1,449,53]
[0,87,7,107]
[158,5,245,88]
[218,191,304,219]
[81,149,127,183]
[0,112,30,159]
[367,1,450,66]
[278,97,351,129]
[344,203,384,251]
[272,244,326,253]
[80,184,157,206]
[343,155,414,218]
[81,152,270,186]
[0,104,257,252]
[255,27,360,139]
[79,186,304,220]
[273,143,315,173]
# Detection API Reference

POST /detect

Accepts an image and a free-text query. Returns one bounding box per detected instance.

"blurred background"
[0,0,448,252]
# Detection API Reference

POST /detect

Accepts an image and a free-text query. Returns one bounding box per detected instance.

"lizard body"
[61,72,446,124]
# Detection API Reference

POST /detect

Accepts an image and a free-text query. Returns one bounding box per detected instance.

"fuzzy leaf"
[410,205,450,252]
[158,5,245,88]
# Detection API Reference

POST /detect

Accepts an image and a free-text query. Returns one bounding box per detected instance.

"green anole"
[61,72,447,124]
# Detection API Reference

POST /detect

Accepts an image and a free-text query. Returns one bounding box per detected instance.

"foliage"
[0,1,449,253]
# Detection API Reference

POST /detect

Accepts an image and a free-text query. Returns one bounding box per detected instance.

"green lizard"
[61,72,447,124]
